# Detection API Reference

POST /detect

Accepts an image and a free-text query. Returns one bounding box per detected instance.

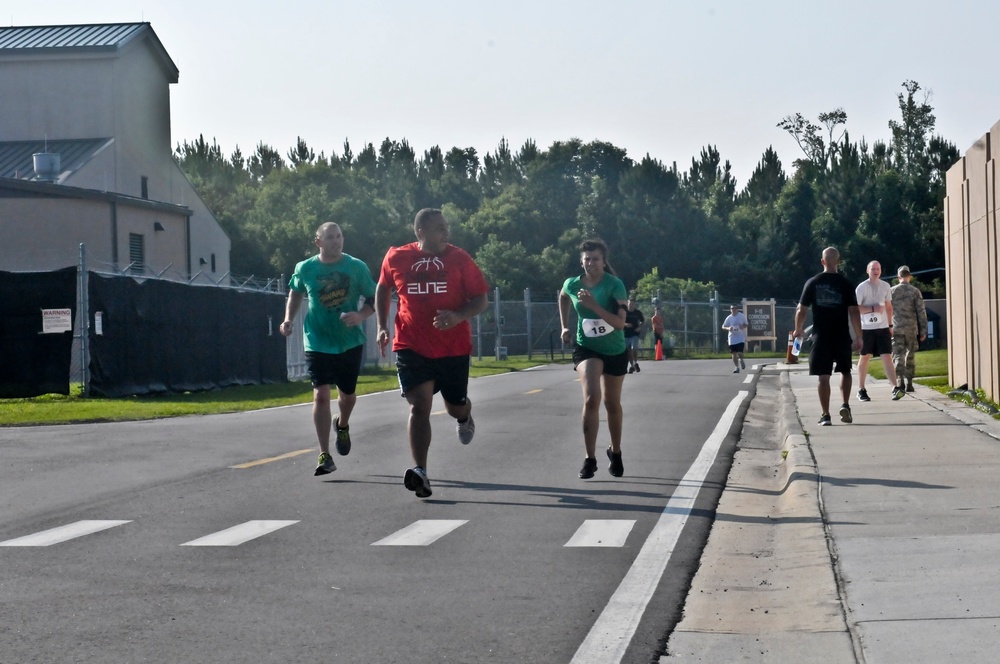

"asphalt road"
[0,358,756,664]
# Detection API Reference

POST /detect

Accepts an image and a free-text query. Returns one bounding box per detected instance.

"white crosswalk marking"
[743,374,753,384]
[180,520,298,546]
[565,520,636,548]
[0,520,131,547]
[371,519,468,546]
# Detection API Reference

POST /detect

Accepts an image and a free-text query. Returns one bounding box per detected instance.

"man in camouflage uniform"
[890,265,928,393]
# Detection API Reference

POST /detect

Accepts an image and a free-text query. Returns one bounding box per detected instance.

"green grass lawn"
[864,347,947,383]
[0,356,562,426]
[0,348,967,427]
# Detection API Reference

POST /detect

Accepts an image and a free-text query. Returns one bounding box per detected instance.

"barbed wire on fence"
[83,255,285,293]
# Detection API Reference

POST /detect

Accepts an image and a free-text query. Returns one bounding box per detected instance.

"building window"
[141,176,148,199]
[128,233,145,275]
[211,254,216,272]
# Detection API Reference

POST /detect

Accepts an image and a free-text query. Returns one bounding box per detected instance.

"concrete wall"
[0,194,190,276]
[944,121,1000,401]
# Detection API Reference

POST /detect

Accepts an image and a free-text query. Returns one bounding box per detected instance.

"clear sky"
[11,0,1000,186]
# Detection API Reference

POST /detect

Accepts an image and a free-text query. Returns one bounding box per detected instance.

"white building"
[0,23,229,283]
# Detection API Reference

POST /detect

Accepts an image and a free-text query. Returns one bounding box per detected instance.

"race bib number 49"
[582,318,613,338]
[862,311,884,328]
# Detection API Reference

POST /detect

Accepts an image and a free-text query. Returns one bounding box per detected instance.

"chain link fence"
[462,289,801,361]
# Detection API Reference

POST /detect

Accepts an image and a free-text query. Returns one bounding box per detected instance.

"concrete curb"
[661,368,855,663]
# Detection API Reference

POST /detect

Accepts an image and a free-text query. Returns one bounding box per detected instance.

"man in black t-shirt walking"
[793,247,863,426]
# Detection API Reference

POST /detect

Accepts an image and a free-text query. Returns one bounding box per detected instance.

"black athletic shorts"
[395,348,470,406]
[808,339,853,376]
[306,344,364,394]
[860,328,892,356]
[729,342,746,353]
[572,345,629,377]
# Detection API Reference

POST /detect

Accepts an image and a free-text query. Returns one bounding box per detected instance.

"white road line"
[180,520,298,546]
[571,390,749,664]
[565,520,636,548]
[0,520,131,547]
[371,519,468,546]
[743,374,753,384]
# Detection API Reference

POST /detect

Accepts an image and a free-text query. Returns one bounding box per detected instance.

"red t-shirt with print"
[379,242,489,358]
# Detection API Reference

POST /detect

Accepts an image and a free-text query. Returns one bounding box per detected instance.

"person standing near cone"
[651,308,665,359]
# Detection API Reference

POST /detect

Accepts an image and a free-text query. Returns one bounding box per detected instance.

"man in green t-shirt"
[280,222,377,476]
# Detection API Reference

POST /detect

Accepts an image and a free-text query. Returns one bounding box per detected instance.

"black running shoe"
[579,457,598,479]
[607,447,624,477]
[634,364,640,373]
[906,383,915,392]
[818,414,832,426]
[839,404,852,423]
[892,386,905,401]
[334,417,351,456]
[857,388,870,402]
[403,467,432,498]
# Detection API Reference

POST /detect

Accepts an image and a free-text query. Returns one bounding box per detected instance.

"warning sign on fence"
[41,308,73,334]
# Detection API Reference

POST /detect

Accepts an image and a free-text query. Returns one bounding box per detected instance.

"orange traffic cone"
[785,333,798,364]
[655,339,663,361]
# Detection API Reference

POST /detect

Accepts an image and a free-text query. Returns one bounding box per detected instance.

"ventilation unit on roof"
[32,152,61,182]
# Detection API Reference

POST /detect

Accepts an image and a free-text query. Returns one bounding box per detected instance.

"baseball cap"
[897,265,911,277]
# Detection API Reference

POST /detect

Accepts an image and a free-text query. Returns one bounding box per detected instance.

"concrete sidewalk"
[663,363,1000,663]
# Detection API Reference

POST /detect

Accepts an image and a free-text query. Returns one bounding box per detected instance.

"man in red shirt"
[375,208,489,498]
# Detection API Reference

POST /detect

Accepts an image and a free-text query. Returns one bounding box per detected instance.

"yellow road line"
[230,448,313,469]
[526,389,543,394]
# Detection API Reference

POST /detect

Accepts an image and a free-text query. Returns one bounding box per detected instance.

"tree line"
[175,80,956,303]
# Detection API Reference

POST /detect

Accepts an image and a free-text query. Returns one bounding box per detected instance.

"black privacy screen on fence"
[88,273,287,397]
[0,268,77,398]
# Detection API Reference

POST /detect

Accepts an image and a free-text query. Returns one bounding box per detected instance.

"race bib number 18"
[582,318,613,338]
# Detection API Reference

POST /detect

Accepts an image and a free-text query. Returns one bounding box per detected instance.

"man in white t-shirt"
[722,304,749,373]
[855,260,899,401]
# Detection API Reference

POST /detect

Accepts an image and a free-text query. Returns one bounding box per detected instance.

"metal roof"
[0,23,148,50]
[0,23,178,81]
[0,138,114,182]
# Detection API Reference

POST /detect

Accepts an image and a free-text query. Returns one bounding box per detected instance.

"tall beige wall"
[945,121,1000,402]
